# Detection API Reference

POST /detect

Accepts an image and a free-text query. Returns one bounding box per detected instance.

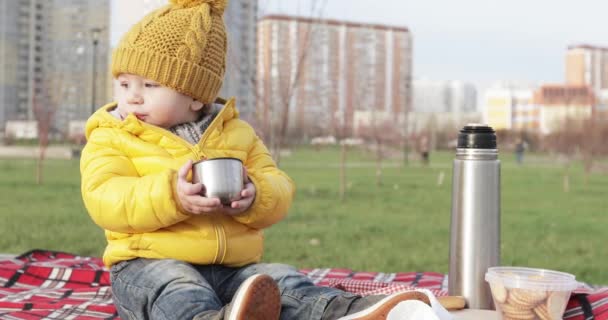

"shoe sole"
[228,274,281,320]
[339,291,431,320]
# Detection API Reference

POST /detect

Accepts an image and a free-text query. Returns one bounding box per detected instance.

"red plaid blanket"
[0,250,606,319]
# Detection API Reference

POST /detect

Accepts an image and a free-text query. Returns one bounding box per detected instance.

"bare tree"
[401,101,411,167]
[356,119,402,187]
[31,86,58,185]
[273,16,315,163]
[336,25,408,188]
[580,112,608,179]
[542,110,608,191]
[398,39,412,168]
[542,117,583,192]
[339,139,348,201]
[332,110,353,201]
[31,65,75,184]
[253,0,326,165]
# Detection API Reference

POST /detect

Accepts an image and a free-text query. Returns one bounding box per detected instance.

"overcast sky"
[260,0,608,88]
[112,0,607,88]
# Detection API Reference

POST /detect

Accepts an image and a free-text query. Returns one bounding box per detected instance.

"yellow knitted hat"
[111,0,228,103]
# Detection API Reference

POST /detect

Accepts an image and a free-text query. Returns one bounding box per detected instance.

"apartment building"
[257,15,412,138]
[412,79,477,113]
[484,84,595,134]
[0,0,110,134]
[483,86,536,131]
[534,84,594,134]
[566,45,608,92]
[221,0,258,121]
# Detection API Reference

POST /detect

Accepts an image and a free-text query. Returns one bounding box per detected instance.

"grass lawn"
[1,147,606,285]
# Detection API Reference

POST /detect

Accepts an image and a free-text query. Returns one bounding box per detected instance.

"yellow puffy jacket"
[80,98,294,267]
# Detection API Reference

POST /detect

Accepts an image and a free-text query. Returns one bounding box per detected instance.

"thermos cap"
[457,124,497,149]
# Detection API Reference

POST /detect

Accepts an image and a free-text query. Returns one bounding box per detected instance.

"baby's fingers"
[240,182,255,198]
[181,182,204,196]
[178,160,193,180]
[242,166,250,183]
[186,196,222,214]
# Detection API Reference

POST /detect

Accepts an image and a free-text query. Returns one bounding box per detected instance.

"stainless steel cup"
[192,157,243,205]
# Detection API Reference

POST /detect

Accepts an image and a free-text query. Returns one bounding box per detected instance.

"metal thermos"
[448,124,500,310]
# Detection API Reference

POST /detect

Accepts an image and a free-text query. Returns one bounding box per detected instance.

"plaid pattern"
[299,268,448,297]
[0,250,606,319]
[564,287,608,320]
[0,250,116,319]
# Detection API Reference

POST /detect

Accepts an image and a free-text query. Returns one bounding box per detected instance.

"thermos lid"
[457,124,496,149]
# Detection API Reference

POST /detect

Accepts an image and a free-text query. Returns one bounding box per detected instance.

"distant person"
[80,1,430,319]
[419,134,430,165]
[515,139,526,165]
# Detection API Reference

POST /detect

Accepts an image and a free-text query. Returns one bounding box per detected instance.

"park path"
[0,146,75,159]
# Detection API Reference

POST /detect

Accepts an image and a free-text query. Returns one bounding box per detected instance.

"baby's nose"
[127,91,143,104]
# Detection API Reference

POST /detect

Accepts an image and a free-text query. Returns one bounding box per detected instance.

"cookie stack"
[485,266,578,320]
[491,282,570,319]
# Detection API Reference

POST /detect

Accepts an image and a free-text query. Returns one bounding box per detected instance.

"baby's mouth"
[134,113,146,121]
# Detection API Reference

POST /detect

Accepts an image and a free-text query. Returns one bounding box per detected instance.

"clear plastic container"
[485,266,579,320]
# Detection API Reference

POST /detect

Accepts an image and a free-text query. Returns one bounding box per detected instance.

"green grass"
[1,147,606,285]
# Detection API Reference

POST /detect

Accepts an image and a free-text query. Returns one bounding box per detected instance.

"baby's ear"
[190,99,204,111]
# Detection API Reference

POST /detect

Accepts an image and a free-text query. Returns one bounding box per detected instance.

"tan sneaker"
[226,274,281,320]
[337,291,431,320]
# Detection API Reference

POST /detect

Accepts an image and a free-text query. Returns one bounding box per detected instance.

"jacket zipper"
[198,102,230,264]
[198,100,230,146]
[150,101,230,264]
[213,220,227,264]
[138,123,203,159]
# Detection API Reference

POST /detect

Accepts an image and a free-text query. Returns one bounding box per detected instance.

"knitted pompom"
[169,0,227,12]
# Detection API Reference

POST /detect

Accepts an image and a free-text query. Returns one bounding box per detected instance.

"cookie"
[502,311,536,319]
[547,291,569,319]
[490,282,508,303]
[499,302,536,319]
[508,288,547,308]
[533,303,552,320]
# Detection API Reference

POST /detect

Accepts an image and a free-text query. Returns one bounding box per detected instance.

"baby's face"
[114,73,202,129]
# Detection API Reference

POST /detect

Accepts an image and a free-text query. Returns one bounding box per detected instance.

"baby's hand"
[221,166,256,216]
[176,160,222,214]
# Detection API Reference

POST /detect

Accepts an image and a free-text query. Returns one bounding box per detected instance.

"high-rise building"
[449,81,477,113]
[0,0,110,134]
[257,15,412,138]
[484,84,594,134]
[483,85,536,131]
[412,79,477,113]
[534,84,594,134]
[566,44,608,109]
[113,0,259,121]
[0,0,33,129]
[51,0,110,130]
[412,79,450,113]
[221,0,258,121]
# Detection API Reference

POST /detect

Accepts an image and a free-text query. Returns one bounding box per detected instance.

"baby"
[80,0,431,319]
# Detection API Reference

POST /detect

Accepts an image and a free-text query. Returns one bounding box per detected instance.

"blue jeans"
[110,258,353,320]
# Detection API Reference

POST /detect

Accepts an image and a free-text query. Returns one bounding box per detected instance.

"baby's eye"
[120,82,128,88]
[145,83,159,88]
